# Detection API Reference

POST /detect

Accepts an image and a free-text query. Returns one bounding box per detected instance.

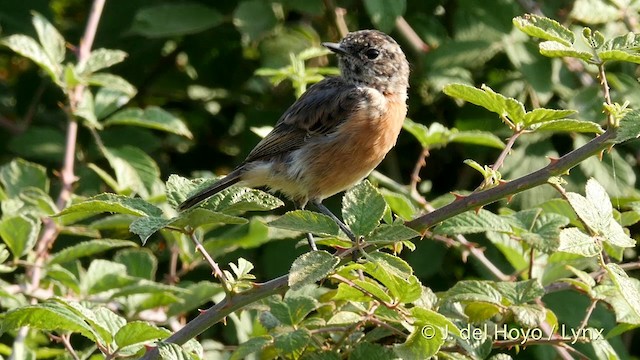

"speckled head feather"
[323,30,409,98]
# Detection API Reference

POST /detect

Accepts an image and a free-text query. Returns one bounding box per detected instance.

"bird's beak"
[322,42,348,56]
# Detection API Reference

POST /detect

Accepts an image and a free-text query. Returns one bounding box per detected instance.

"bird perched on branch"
[179,29,410,250]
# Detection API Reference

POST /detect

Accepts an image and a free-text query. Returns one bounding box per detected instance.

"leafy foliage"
[0,2,639,360]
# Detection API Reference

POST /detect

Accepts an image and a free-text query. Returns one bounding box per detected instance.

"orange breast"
[303,97,407,200]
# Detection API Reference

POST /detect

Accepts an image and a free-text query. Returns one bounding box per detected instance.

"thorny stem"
[409,148,429,199]
[372,171,510,281]
[406,129,617,232]
[12,1,106,358]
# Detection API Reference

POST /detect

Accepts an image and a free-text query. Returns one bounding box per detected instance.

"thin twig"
[577,298,599,333]
[323,0,348,37]
[395,17,430,53]
[492,130,523,172]
[409,148,429,199]
[597,63,615,126]
[188,230,232,296]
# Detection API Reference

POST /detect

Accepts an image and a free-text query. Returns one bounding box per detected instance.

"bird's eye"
[365,48,380,59]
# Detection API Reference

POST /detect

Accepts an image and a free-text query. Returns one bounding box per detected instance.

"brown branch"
[395,17,430,53]
[405,129,617,233]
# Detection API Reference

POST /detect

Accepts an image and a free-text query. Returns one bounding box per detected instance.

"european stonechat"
[179,30,410,250]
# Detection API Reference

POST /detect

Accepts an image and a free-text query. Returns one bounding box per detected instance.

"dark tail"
[178,169,243,211]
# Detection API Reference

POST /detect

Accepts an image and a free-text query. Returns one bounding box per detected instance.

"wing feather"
[244,77,361,163]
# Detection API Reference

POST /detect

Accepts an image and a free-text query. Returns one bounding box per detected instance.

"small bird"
[179,30,410,250]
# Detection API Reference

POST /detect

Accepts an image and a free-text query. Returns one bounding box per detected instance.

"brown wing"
[244,77,361,163]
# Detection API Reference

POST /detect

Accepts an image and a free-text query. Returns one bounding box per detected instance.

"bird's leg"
[296,201,318,251]
[312,200,357,242]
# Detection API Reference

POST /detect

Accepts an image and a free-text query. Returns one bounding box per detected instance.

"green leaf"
[367,224,419,243]
[289,250,339,290]
[79,48,127,74]
[233,0,277,41]
[230,336,273,360]
[114,321,171,349]
[605,263,640,324]
[567,180,609,232]
[55,193,163,218]
[103,146,161,197]
[342,180,386,237]
[522,108,577,126]
[558,228,601,257]
[464,302,502,322]
[82,260,131,295]
[193,182,284,215]
[363,0,406,33]
[402,119,452,149]
[104,106,192,138]
[513,14,574,46]
[494,279,544,305]
[333,280,381,302]
[524,213,569,253]
[442,280,502,304]
[0,158,49,198]
[273,328,311,359]
[538,41,593,61]
[0,215,40,258]
[394,320,443,360]
[435,209,512,235]
[94,88,133,119]
[114,249,157,280]
[268,210,339,236]
[170,208,247,229]
[129,216,171,245]
[32,12,65,64]
[270,296,317,326]
[327,311,362,325]
[353,278,394,303]
[449,130,506,149]
[129,3,224,38]
[411,307,461,338]
[363,252,422,303]
[615,110,640,143]
[444,84,526,125]
[598,33,640,64]
[49,239,138,265]
[73,89,100,128]
[532,119,604,133]
[570,0,621,24]
[1,301,99,341]
[88,73,137,97]
[350,343,396,360]
[8,127,65,162]
[1,34,60,81]
[46,265,80,294]
[510,303,546,328]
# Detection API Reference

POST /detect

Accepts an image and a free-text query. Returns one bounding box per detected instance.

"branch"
[140,275,289,360]
[405,129,617,232]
